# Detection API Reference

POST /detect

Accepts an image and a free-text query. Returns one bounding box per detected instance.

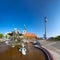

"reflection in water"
[0,42,46,60]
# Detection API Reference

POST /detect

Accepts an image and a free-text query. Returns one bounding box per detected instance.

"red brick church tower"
[23,25,36,40]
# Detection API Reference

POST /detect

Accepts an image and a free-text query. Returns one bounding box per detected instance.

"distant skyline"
[0,0,60,37]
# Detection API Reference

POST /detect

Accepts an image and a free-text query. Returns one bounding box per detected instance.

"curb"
[42,46,54,60]
[34,45,54,60]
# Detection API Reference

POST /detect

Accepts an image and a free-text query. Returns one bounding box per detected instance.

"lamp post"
[44,17,47,40]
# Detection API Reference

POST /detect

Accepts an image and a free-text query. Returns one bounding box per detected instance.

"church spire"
[24,24,26,30]
[23,24,26,34]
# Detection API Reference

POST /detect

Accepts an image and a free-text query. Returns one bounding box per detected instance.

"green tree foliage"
[0,34,4,38]
[49,35,60,41]
[55,36,60,40]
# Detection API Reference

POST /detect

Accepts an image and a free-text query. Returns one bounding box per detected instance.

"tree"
[55,36,60,40]
[48,35,60,41]
[0,34,4,38]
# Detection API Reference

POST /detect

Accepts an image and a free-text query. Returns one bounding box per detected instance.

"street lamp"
[44,17,47,40]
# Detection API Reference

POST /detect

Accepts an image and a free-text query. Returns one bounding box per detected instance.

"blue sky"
[0,0,60,37]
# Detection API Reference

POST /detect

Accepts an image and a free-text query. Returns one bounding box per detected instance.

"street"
[39,40,60,53]
[39,40,60,60]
